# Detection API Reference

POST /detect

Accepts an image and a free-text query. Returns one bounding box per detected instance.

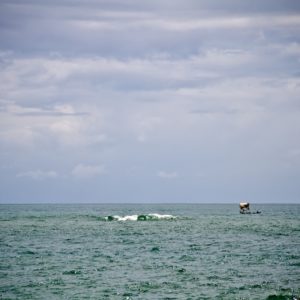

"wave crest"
[104,213,177,221]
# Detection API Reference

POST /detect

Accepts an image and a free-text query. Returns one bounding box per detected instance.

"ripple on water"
[1,204,299,299]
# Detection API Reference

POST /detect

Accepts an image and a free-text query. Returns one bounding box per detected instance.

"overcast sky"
[1,0,300,203]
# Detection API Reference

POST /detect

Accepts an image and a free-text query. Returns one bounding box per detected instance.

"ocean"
[0,204,299,299]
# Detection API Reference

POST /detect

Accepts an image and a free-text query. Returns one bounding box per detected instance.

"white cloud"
[68,14,300,32]
[71,163,105,178]
[157,171,179,179]
[17,170,58,180]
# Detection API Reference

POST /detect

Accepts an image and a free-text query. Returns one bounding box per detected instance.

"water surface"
[1,204,299,299]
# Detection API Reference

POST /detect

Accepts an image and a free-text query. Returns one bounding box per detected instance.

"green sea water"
[0,204,299,299]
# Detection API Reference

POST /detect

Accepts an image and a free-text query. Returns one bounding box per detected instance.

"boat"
[239,202,261,214]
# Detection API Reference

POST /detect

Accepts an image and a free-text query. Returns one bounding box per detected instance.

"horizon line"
[0,202,299,205]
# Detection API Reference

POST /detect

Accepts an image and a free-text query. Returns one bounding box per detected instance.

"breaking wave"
[103,213,177,221]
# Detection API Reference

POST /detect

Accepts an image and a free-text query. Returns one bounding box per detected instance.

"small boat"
[239,202,261,214]
[240,202,250,213]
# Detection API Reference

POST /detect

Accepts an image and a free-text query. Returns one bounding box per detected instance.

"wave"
[104,213,177,221]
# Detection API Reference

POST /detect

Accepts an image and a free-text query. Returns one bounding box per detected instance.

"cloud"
[157,171,179,179]
[6,103,88,117]
[17,170,58,180]
[94,15,299,32]
[71,163,105,178]
[1,0,300,203]
[1,0,299,58]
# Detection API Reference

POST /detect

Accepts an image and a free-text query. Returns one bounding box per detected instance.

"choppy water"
[0,204,299,299]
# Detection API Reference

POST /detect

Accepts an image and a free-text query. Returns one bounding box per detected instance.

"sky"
[0,0,300,203]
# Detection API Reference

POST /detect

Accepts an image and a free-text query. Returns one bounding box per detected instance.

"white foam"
[116,214,138,221]
[148,213,176,219]
[105,213,177,221]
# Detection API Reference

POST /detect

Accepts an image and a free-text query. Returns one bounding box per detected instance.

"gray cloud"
[0,0,300,203]
[1,0,299,58]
